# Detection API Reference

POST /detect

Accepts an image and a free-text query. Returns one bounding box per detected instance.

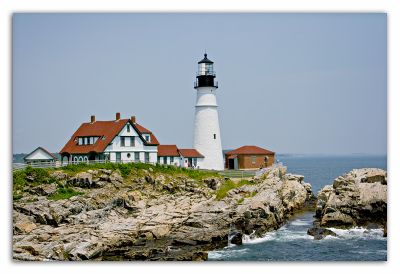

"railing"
[13,160,271,180]
[219,169,257,179]
[12,159,158,171]
[196,71,216,76]
[194,81,218,88]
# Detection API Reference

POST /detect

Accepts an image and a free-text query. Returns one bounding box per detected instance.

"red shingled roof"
[178,149,204,158]
[60,118,159,154]
[158,145,180,157]
[225,146,275,155]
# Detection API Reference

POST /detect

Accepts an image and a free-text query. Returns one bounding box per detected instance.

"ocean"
[208,154,387,261]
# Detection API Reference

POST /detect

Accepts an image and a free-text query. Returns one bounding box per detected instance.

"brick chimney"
[90,115,96,123]
[131,116,136,124]
[115,112,121,121]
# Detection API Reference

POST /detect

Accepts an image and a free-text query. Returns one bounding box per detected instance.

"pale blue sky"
[12,13,386,154]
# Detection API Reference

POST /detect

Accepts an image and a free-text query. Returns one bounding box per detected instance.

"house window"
[157,156,161,163]
[127,124,130,132]
[213,134,216,139]
[90,137,94,144]
[94,137,99,143]
[170,156,174,164]
[163,157,167,164]
[134,152,140,162]
[127,153,131,158]
[145,135,150,142]
[130,136,135,147]
[120,136,125,147]
[78,138,83,145]
[145,152,150,163]
[116,152,121,162]
[251,156,257,164]
[193,158,197,167]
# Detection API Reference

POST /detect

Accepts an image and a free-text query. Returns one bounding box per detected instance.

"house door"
[228,159,235,169]
[188,158,193,167]
[116,152,121,163]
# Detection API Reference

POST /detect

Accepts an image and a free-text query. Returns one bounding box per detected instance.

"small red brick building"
[225,145,275,170]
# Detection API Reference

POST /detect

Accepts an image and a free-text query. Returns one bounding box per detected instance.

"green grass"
[59,162,221,180]
[48,187,83,201]
[215,179,254,200]
[13,166,57,199]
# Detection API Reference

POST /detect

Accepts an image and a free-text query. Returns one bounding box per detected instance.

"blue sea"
[208,154,387,261]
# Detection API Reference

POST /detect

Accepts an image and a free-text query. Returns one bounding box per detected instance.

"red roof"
[178,149,204,158]
[225,146,275,156]
[158,145,180,157]
[60,118,159,154]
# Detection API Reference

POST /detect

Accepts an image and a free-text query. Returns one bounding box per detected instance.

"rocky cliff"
[13,164,315,261]
[308,168,387,239]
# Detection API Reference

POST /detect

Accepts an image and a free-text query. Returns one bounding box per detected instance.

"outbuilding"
[225,145,275,170]
[24,147,57,164]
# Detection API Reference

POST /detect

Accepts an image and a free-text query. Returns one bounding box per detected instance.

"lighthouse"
[193,53,224,170]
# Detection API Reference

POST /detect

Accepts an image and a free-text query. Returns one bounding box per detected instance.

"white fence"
[12,159,158,171]
[13,160,265,179]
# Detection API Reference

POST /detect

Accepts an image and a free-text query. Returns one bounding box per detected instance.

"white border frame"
[2,1,399,273]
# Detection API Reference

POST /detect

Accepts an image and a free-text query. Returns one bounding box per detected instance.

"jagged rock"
[314,168,387,229]
[67,172,93,188]
[13,165,315,261]
[29,184,58,196]
[203,177,222,190]
[230,232,243,245]
[51,171,69,180]
[109,171,123,184]
[307,227,337,240]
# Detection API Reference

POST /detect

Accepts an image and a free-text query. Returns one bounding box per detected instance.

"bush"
[48,187,83,201]
[13,166,57,199]
[215,179,253,200]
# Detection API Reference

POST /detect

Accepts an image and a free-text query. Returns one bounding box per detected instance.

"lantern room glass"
[198,63,214,76]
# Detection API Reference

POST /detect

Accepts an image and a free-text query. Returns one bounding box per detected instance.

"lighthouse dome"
[198,53,214,64]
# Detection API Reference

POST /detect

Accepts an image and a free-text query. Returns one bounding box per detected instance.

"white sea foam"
[208,248,249,260]
[327,227,385,240]
[290,219,311,226]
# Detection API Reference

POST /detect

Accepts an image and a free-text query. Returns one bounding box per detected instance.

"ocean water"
[208,155,387,261]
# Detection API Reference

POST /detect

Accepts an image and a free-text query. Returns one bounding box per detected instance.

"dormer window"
[144,134,150,142]
[127,124,131,132]
[77,136,100,145]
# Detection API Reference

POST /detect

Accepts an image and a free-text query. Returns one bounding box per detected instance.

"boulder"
[314,168,387,229]
[67,172,93,188]
[13,165,316,261]
[230,232,243,245]
[29,184,58,196]
[307,227,337,240]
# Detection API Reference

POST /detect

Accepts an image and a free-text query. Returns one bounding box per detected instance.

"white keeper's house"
[60,113,205,168]
[60,113,159,164]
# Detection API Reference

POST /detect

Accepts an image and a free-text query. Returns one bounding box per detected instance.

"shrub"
[215,179,253,200]
[48,187,83,201]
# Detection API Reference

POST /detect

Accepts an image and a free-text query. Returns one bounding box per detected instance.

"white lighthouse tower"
[193,53,224,170]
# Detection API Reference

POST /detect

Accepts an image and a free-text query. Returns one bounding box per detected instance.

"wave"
[208,248,249,260]
[290,219,312,226]
[326,227,385,240]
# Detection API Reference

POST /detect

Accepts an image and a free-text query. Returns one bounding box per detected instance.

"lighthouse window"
[213,134,216,139]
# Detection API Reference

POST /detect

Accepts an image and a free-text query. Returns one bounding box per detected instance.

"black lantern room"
[194,53,218,88]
